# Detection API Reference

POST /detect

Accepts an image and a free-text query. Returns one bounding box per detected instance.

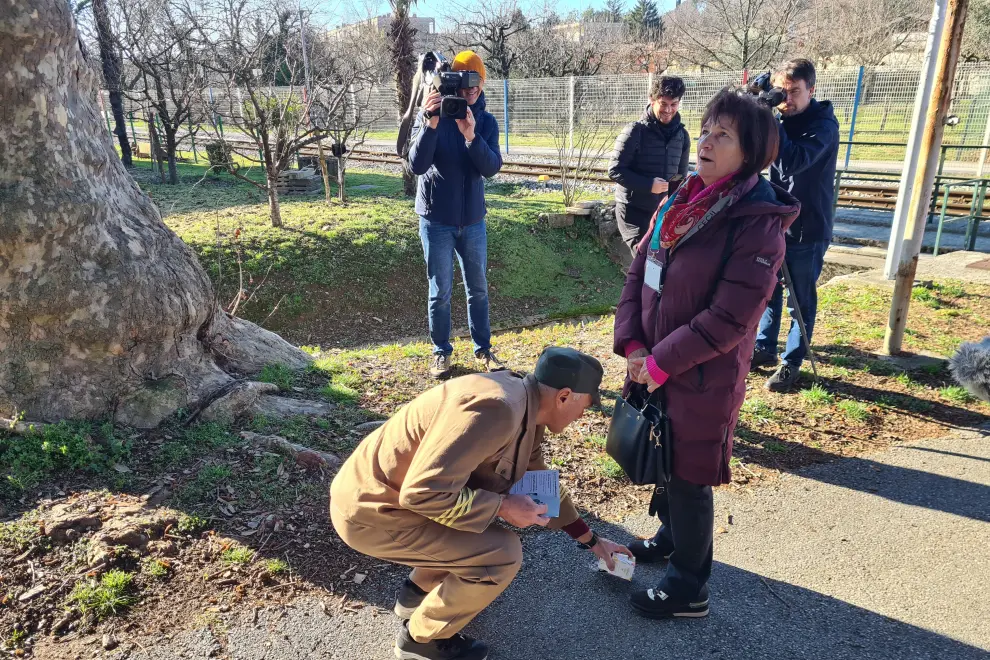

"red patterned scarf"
[653,172,757,250]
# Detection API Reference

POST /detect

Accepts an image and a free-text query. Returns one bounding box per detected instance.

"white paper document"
[508,469,560,518]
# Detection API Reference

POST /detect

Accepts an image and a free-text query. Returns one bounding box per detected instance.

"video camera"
[395,51,482,159]
[420,52,481,121]
[747,71,786,108]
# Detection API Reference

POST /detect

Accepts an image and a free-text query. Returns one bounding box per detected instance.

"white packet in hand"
[597,553,635,581]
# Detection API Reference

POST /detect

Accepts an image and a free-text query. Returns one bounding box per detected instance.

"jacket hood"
[727,176,801,231]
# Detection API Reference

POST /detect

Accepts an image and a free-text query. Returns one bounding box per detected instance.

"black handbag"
[605,384,672,485]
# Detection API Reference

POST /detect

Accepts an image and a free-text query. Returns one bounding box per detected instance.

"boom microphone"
[948,337,990,403]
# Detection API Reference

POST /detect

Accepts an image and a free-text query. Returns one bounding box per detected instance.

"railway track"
[130,130,986,215]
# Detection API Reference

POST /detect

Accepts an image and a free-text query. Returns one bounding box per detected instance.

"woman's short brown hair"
[701,87,780,180]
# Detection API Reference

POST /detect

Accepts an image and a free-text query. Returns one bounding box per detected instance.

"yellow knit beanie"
[452,51,486,84]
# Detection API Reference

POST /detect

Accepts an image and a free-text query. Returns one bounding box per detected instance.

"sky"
[319,0,680,29]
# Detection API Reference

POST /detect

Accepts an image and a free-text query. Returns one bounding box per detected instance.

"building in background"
[328,14,439,52]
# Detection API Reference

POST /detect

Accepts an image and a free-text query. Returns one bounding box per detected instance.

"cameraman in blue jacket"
[408,51,504,379]
[753,58,840,392]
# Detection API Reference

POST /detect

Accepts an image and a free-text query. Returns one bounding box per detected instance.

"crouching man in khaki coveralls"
[330,347,631,660]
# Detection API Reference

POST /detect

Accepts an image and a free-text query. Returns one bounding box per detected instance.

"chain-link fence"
[102,62,990,170]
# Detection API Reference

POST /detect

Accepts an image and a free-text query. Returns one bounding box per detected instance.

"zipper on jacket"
[697,363,705,389]
[718,426,730,483]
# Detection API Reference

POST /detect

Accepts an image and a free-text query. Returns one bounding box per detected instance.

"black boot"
[394,622,489,660]
[393,578,428,620]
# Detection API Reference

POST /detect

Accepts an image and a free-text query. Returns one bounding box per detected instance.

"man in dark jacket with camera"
[608,76,691,255]
[408,51,504,379]
[753,58,840,391]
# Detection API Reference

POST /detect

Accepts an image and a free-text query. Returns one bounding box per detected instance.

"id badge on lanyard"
[645,252,665,296]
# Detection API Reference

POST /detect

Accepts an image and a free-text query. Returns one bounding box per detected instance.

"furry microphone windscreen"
[949,337,990,403]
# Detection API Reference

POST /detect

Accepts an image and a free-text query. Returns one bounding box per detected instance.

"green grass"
[221,547,255,564]
[920,362,947,376]
[144,558,170,580]
[177,463,233,507]
[800,384,835,408]
[585,434,607,448]
[912,286,942,309]
[594,456,625,480]
[155,422,238,470]
[177,513,209,534]
[838,400,871,422]
[829,356,857,368]
[740,398,777,423]
[264,558,290,575]
[322,382,360,404]
[5,628,27,650]
[0,421,128,493]
[863,360,898,376]
[259,363,296,390]
[940,385,975,404]
[140,162,626,338]
[763,440,791,453]
[0,516,40,551]
[68,570,138,619]
[895,372,923,390]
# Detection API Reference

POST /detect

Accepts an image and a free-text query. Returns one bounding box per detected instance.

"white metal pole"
[883,0,949,279]
[977,110,990,177]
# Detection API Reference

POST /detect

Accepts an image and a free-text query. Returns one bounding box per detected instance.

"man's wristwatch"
[577,531,599,550]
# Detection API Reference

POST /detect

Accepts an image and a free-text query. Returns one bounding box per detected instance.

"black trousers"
[648,475,714,600]
[615,202,656,256]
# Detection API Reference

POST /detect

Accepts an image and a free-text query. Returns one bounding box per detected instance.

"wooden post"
[883,0,970,355]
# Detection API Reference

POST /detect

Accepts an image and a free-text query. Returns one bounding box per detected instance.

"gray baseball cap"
[533,346,604,406]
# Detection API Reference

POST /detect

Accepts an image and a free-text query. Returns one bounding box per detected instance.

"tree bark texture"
[388,8,417,197]
[0,1,310,428]
[91,0,132,167]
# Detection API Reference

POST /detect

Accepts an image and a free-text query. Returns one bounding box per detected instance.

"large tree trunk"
[91,0,132,167]
[388,8,417,198]
[0,0,310,428]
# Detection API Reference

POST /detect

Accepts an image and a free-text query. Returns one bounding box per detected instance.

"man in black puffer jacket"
[608,76,691,255]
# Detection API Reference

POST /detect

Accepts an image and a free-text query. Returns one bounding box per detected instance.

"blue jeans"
[419,218,491,356]
[756,240,828,368]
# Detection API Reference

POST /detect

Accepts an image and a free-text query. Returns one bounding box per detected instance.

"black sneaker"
[430,354,452,379]
[394,622,489,660]
[765,363,800,392]
[475,349,505,372]
[630,584,710,619]
[628,537,673,564]
[393,579,427,620]
[751,347,779,372]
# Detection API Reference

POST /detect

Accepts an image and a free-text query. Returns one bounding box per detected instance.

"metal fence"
[102,62,990,169]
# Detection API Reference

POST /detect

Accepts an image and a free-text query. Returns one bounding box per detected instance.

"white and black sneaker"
[394,622,489,660]
[630,584,710,619]
[394,578,428,620]
[628,537,673,564]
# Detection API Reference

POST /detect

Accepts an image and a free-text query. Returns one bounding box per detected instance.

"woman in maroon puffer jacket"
[613,89,800,619]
